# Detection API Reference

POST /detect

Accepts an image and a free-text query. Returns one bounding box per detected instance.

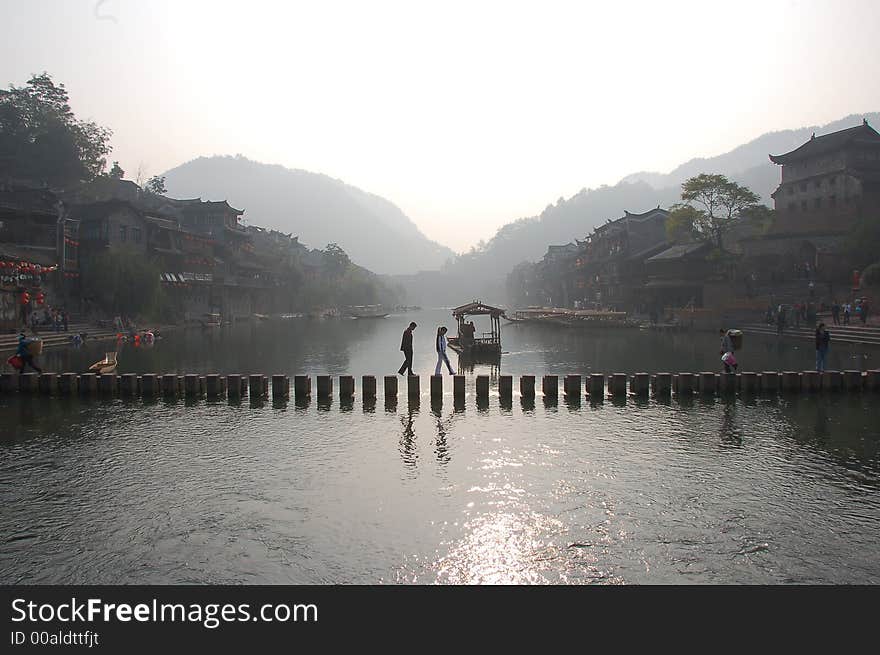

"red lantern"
[20,291,30,305]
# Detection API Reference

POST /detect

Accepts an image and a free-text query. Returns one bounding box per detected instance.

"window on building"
[132,228,142,244]
[814,197,822,209]
[119,225,127,242]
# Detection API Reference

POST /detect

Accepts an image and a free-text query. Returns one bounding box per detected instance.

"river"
[1,309,878,583]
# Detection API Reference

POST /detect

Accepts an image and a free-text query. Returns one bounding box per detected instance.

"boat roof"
[452,300,505,317]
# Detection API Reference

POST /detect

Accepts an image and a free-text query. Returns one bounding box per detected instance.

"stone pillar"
[822,370,842,392]
[249,374,266,399]
[610,373,627,398]
[140,373,158,398]
[272,374,290,400]
[519,375,535,399]
[542,375,558,398]
[316,375,333,400]
[408,375,420,400]
[740,372,758,394]
[699,372,717,395]
[98,374,117,395]
[339,375,355,400]
[204,374,222,398]
[652,373,672,398]
[362,375,377,401]
[453,375,466,402]
[718,372,737,395]
[588,373,605,399]
[184,374,201,398]
[802,370,820,392]
[79,372,97,396]
[430,375,442,401]
[676,373,694,395]
[843,370,863,392]
[226,374,243,398]
[0,373,16,394]
[564,374,581,398]
[38,373,58,395]
[120,373,138,396]
[499,375,513,402]
[59,372,78,395]
[19,372,39,393]
[475,375,489,401]
[294,375,311,399]
[760,372,779,394]
[631,373,650,397]
[781,371,801,393]
[384,375,398,400]
[161,373,178,397]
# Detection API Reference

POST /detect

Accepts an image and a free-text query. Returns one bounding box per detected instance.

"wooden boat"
[509,307,630,328]
[200,313,222,328]
[447,300,503,358]
[89,352,118,374]
[348,305,389,319]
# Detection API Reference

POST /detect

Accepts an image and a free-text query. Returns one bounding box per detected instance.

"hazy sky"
[2,0,879,252]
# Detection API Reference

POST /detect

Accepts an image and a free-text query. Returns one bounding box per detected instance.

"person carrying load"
[13,331,42,374]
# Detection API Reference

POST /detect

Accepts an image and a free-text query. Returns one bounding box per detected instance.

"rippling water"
[1,310,879,584]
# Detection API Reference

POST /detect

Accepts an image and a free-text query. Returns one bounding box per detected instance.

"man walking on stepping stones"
[398,321,417,376]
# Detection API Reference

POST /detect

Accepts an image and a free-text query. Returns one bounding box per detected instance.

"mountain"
[161,155,455,275]
[620,112,880,201]
[393,112,879,306]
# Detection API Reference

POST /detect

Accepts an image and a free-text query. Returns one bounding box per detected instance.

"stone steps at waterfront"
[0,323,130,353]
[740,323,880,347]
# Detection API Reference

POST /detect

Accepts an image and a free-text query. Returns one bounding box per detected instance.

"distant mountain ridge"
[161,155,455,275]
[396,112,880,305]
[619,112,880,199]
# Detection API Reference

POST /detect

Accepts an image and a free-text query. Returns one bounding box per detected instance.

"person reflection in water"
[398,321,417,376]
[434,326,456,375]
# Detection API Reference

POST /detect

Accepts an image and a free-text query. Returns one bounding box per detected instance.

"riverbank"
[0,322,179,354]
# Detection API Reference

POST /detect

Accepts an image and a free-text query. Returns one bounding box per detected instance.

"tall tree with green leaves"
[666,173,762,250]
[107,161,125,179]
[0,73,112,186]
[144,175,166,195]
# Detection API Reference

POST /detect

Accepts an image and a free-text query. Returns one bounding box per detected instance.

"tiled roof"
[769,120,880,164]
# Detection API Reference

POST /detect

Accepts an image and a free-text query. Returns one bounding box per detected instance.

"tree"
[79,249,166,318]
[0,73,112,186]
[666,173,762,251]
[322,243,350,276]
[108,161,124,179]
[144,175,166,195]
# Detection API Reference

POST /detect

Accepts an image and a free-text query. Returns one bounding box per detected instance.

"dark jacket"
[815,329,830,351]
[400,328,414,352]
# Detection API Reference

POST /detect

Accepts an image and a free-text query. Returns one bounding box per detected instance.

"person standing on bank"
[398,321,417,376]
[719,328,735,372]
[815,323,831,372]
[434,326,456,375]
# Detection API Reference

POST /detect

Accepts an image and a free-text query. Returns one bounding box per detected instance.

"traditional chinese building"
[576,208,669,309]
[742,119,880,281]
